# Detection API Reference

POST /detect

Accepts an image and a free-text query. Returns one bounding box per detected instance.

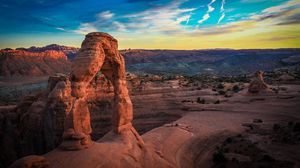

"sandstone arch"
[60,32,134,150]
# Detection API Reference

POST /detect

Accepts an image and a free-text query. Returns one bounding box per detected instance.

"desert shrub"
[197,97,205,104]
[232,85,240,92]
[273,124,281,131]
[293,122,300,132]
[218,90,226,95]
[217,83,224,89]
[225,137,233,144]
[213,151,227,164]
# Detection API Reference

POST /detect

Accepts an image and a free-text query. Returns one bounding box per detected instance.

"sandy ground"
[43,83,300,168]
[141,84,300,167]
[3,77,300,167]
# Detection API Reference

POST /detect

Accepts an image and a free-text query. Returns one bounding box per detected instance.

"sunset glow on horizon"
[0,0,300,49]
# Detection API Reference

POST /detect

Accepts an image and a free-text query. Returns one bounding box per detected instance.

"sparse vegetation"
[197,97,205,104]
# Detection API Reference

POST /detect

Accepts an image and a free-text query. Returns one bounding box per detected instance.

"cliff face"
[16,44,79,59]
[0,50,71,77]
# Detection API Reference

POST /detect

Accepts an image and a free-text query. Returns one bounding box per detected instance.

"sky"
[0,0,300,49]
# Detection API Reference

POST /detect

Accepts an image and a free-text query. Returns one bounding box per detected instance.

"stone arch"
[60,32,133,150]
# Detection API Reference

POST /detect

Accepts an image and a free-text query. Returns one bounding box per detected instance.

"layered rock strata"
[0,50,70,76]
[60,32,136,150]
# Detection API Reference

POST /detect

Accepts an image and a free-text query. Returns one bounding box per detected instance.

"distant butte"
[0,50,70,76]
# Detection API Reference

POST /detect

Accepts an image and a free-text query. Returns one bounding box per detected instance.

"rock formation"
[0,50,70,76]
[16,44,79,59]
[0,73,72,167]
[60,32,136,150]
[0,71,117,167]
[19,73,72,154]
[9,155,49,168]
[248,70,268,93]
[7,32,178,168]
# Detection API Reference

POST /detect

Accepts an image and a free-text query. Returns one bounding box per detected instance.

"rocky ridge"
[16,44,79,59]
[0,50,70,76]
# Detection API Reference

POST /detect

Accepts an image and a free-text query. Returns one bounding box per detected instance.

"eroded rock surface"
[248,70,269,93]
[9,32,173,168]
[19,73,72,154]
[9,155,49,168]
[0,50,70,77]
[0,73,72,167]
[61,32,134,150]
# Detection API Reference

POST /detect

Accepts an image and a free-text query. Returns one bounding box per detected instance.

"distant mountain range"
[0,49,70,76]
[121,49,300,75]
[14,44,80,59]
[1,45,300,77]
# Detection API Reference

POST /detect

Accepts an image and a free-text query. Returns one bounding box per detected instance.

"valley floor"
[142,84,300,167]
[44,83,300,168]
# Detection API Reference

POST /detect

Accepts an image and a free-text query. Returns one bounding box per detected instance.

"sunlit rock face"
[248,70,269,93]
[0,50,70,76]
[16,44,80,59]
[0,72,116,167]
[7,33,176,168]
[60,32,134,150]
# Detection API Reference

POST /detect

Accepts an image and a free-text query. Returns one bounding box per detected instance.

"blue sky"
[0,0,299,49]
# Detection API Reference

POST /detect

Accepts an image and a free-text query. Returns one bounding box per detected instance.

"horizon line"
[1,44,300,51]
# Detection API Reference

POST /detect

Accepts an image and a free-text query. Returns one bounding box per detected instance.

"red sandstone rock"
[14,73,72,155]
[61,32,135,150]
[16,44,79,59]
[248,70,269,93]
[9,155,49,168]
[0,50,70,76]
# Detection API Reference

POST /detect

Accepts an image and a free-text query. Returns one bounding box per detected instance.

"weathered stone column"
[248,70,268,93]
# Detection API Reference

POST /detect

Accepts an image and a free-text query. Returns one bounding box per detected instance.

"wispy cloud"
[73,23,97,35]
[220,0,225,12]
[198,0,216,24]
[112,21,127,31]
[69,0,300,44]
[193,0,300,38]
[218,13,225,24]
[218,0,225,24]
[96,11,114,20]
[71,0,196,35]
[176,14,191,24]
[248,0,300,26]
[56,27,66,31]
[263,0,300,14]
[120,0,196,33]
